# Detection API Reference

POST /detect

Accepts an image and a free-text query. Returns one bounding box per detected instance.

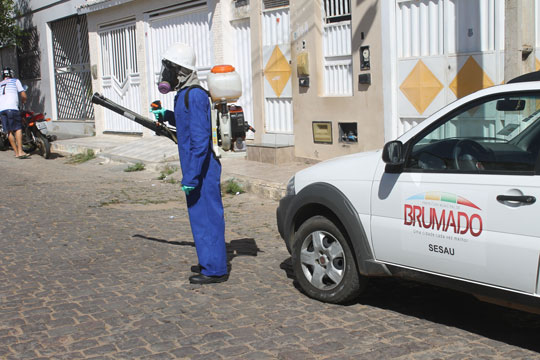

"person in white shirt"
[0,68,27,158]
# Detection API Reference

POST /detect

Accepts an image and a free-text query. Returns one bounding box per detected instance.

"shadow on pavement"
[45,152,64,160]
[360,277,540,352]
[134,235,262,269]
[226,238,262,260]
[280,257,295,279]
[279,255,540,353]
[133,234,195,247]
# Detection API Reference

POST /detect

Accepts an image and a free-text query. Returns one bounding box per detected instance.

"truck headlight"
[286,176,295,196]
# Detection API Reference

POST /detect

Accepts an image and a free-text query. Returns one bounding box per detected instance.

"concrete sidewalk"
[51,135,310,200]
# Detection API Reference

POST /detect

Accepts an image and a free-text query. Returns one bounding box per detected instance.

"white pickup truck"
[277,72,540,312]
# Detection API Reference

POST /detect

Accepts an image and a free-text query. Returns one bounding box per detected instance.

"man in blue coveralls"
[154,43,228,284]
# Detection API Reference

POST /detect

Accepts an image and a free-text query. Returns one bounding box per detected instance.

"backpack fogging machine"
[208,65,255,154]
[90,65,254,155]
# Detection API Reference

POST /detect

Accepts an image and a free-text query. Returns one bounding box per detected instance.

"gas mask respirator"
[158,60,193,94]
[158,61,179,94]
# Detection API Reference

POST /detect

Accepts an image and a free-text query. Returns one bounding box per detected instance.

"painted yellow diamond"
[264,45,291,97]
[450,57,494,99]
[400,60,443,115]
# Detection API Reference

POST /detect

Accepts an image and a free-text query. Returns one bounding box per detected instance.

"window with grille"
[263,0,288,10]
[322,0,352,96]
[17,27,40,80]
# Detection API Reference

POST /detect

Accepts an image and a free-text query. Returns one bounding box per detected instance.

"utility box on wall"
[338,122,358,143]
[312,121,332,144]
[297,52,309,76]
[297,51,310,88]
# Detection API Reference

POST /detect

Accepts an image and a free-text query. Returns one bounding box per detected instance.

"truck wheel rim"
[300,230,345,290]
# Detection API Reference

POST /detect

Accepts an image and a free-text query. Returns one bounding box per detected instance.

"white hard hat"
[162,43,196,71]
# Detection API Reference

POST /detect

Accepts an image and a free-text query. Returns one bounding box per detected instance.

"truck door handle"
[496,195,536,204]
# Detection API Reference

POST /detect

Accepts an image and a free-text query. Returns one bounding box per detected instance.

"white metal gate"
[232,19,254,139]
[146,2,212,112]
[99,23,142,133]
[262,5,293,137]
[396,0,504,135]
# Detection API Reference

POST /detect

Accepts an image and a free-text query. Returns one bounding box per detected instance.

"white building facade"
[6,1,540,162]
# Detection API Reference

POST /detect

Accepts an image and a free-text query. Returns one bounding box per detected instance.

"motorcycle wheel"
[0,137,7,151]
[23,129,36,153]
[36,132,51,159]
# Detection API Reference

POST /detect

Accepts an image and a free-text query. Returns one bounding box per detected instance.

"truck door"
[371,91,540,294]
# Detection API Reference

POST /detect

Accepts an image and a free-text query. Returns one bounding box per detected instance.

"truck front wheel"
[292,215,366,304]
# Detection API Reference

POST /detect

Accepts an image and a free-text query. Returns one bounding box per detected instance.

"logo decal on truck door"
[403,191,483,238]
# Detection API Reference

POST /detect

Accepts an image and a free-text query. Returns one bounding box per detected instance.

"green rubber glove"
[150,108,167,121]
[182,185,195,195]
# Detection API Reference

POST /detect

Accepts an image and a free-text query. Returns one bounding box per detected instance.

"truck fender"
[285,182,390,276]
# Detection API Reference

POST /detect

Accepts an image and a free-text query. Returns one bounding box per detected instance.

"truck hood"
[294,149,382,192]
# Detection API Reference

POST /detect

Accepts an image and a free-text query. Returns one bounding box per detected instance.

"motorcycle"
[0,109,56,158]
[21,110,56,159]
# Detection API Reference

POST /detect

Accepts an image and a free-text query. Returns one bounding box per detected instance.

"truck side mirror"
[382,140,405,172]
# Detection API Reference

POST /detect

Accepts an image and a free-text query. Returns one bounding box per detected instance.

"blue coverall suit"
[172,86,228,277]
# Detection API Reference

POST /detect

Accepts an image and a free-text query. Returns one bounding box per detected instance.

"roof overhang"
[77,0,135,14]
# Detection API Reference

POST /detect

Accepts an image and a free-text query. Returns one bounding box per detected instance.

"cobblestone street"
[1,151,540,359]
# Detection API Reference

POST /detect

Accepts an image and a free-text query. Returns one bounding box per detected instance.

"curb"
[222,175,285,201]
[52,142,106,156]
